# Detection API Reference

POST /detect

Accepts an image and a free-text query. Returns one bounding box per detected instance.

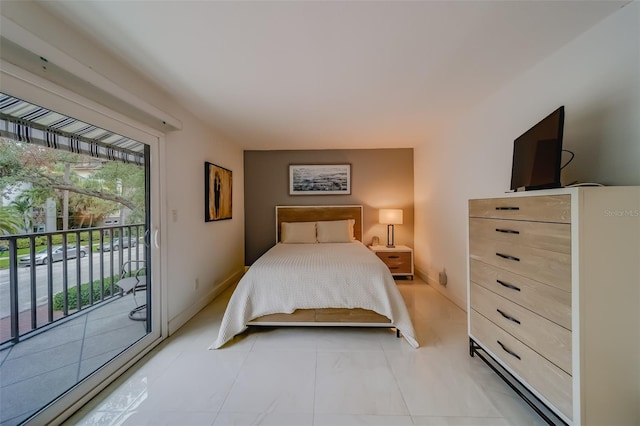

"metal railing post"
[29,236,37,330]
[8,238,19,343]
[1,223,145,345]
[47,235,53,323]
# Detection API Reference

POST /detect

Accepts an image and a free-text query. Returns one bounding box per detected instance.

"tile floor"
[65,279,545,425]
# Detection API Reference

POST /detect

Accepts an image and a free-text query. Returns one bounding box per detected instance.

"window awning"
[0,93,144,165]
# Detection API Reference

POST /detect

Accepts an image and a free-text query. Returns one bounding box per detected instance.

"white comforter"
[211,241,419,348]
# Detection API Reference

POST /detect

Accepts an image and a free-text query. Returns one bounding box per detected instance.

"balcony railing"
[0,224,146,347]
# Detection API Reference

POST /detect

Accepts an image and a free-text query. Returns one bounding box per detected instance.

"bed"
[210,205,418,348]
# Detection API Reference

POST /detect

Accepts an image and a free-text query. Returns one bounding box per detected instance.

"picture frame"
[289,164,351,195]
[205,162,232,221]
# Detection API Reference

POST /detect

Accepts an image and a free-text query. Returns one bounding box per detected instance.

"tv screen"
[510,106,565,191]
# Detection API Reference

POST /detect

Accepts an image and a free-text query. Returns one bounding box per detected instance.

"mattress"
[211,241,418,348]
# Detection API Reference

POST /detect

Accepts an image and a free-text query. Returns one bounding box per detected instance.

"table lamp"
[379,209,403,248]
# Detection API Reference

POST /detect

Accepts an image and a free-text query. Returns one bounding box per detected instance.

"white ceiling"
[36,0,628,150]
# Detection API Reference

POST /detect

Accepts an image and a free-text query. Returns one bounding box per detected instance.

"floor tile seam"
[311,349,318,421]
[1,407,38,425]
[0,345,14,368]
[4,336,85,361]
[213,350,250,415]
[75,313,90,382]
[311,413,417,424]
[412,415,508,419]
[82,320,143,339]
[313,347,387,354]
[84,313,137,324]
[249,347,383,353]
[79,342,130,365]
[243,333,257,352]
[381,347,412,417]
[212,409,315,415]
[0,358,80,388]
[312,407,412,417]
[82,333,146,347]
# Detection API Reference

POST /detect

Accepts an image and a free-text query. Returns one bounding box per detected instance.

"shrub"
[52,270,139,311]
[53,277,117,311]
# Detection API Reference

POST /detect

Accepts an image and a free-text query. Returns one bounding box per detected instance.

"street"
[0,248,144,318]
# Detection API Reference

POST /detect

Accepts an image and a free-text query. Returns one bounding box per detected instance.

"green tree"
[92,161,145,223]
[68,178,120,227]
[0,138,143,229]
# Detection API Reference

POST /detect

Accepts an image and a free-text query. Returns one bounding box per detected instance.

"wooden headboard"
[275,205,363,243]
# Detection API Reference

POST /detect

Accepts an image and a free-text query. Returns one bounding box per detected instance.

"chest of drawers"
[468,187,640,425]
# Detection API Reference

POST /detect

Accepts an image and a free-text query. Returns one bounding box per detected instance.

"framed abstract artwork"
[289,164,351,195]
[205,162,232,221]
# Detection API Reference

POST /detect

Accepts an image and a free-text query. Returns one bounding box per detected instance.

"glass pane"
[0,128,151,425]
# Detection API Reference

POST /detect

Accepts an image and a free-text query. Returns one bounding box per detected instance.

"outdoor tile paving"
[0,294,147,426]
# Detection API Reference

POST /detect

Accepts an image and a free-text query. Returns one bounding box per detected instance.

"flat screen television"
[510,106,565,191]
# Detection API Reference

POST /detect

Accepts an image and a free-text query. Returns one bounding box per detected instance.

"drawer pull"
[497,340,521,360]
[388,255,400,259]
[495,228,520,235]
[496,279,521,292]
[389,266,400,270]
[497,309,521,324]
[495,207,520,211]
[496,252,520,262]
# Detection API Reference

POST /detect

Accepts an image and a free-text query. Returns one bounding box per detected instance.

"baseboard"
[168,268,244,335]
[415,267,467,312]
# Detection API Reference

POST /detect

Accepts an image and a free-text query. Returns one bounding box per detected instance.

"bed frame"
[246,205,396,331]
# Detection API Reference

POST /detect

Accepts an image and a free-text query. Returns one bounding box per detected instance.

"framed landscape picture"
[289,164,351,195]
[205,162,232,221]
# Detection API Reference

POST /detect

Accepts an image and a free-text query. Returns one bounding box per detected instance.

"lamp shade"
[379,209,403,225]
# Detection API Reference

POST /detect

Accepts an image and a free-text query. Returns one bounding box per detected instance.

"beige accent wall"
[244,149,413,265]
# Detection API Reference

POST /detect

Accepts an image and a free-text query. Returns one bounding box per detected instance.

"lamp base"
[386,224,395,248]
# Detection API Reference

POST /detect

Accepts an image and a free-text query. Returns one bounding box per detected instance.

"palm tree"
[0,206,23,235]
[11,194,34,233]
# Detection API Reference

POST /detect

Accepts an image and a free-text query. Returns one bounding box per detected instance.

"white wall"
[1,2,245,332]
[414,2,640,308]
[164,113,244,330]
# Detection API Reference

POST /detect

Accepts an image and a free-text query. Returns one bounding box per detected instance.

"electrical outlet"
[438,269,448,286]
[195,278,199,290]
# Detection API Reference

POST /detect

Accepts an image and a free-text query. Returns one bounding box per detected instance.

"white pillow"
[281,221,317,243]
[316,220,355,243]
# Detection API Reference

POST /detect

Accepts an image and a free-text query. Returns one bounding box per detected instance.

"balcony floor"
[0,294,147,426]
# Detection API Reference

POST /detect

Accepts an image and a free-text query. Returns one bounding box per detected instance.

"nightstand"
[369,245,414,279]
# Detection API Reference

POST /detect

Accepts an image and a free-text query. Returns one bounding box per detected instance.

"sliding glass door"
[0,84,163,425]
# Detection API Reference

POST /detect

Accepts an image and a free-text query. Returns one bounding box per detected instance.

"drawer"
[469,195,571,223]
[470,283,572,373]
[470,259,571,330]
[469,218,571,254]
[376,251,412,274]
[469,238,571,292]
[470,310,573,420]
